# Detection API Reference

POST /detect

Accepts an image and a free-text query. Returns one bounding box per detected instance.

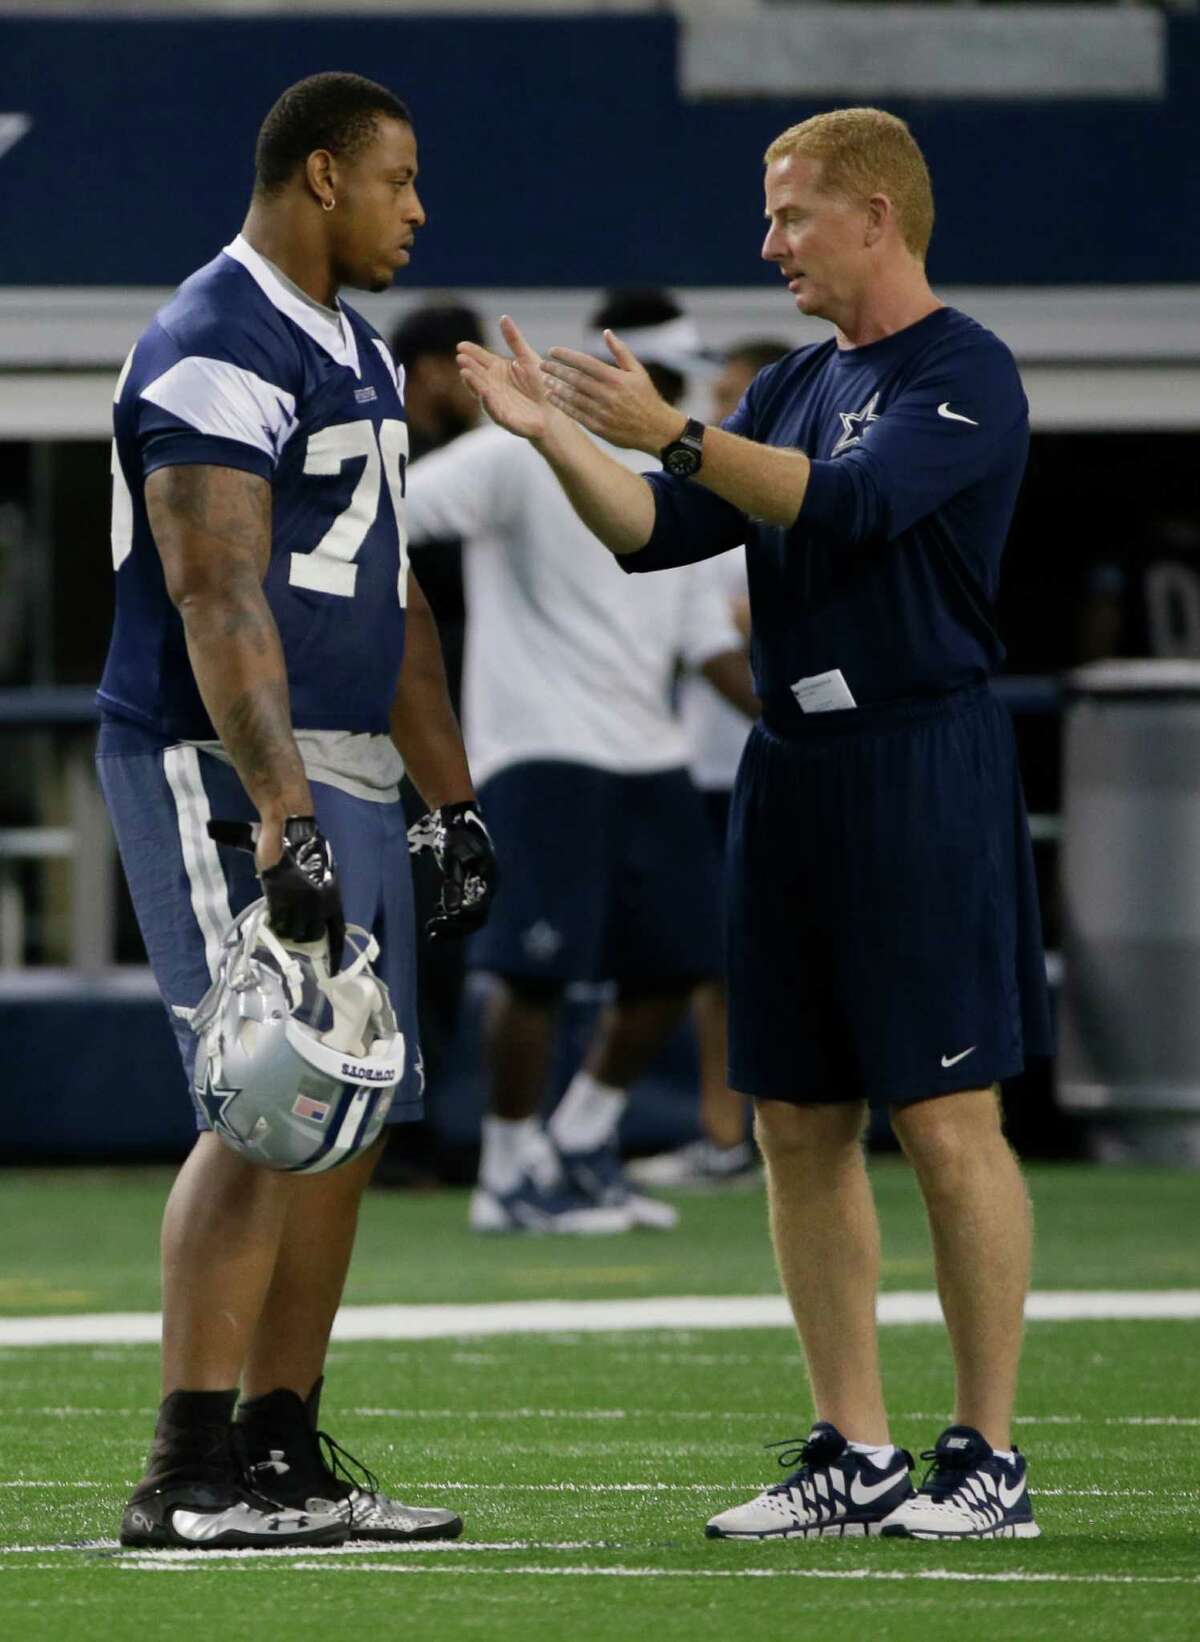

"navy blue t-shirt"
[100,236,412,740]
[626,307,1029,713]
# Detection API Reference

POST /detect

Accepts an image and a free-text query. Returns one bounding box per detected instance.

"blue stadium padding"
[1,15,1198,287]
[0,976,196,1159]
[0,972,700,1161]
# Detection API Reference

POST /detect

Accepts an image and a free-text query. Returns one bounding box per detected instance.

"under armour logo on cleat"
[252,1449,291,1476]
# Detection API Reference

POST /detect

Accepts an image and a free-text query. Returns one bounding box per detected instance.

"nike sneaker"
[705,1422,915,1540]
[558,1140,679,1230]
[469,1172,633,1234]
[879,1424,1040,1540]
[237,1382,463,1543]
[626,1138,760,1191]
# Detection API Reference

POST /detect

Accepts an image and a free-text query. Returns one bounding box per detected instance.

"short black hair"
[588,288,682,335]
[254,72,411,195]
[725,338,792,373]
[589,289,687,405]
[391,301,485,369]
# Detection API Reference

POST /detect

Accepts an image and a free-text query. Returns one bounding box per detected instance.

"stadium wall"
[1,12,1198,288]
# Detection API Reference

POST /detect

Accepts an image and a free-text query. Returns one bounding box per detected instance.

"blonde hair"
[764,108,934,260]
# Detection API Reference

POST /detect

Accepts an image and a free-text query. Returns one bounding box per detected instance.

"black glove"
[207,815,345,971]
[407,800,498,941]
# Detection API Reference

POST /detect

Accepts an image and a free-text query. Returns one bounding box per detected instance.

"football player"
[632,339,791,1193]
[97,73,495,1549]
[405,291,759,1234]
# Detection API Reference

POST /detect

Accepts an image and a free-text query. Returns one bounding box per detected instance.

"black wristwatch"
[660,417,706,479]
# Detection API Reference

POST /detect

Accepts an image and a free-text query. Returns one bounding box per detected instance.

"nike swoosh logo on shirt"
[941,1046,977,1068]
[849,1468,909,1506]
[997,1475,1027,1510]
[937,402,979,426]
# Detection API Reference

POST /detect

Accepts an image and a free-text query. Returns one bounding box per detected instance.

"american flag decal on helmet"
[292,1093,331,1124]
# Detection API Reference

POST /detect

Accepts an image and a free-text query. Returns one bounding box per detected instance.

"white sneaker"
[469,1173,632,1234]
[558,1141,679,1230]
[880,1424,1041,1540]
[626,1139,759,1191]
[706,1423,915,1540]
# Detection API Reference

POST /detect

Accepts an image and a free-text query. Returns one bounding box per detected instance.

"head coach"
[458,107,1053,1542]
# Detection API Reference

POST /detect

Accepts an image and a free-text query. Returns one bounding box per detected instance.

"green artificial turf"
[1,1161,1198,1316]
[0,1163,1198,1640]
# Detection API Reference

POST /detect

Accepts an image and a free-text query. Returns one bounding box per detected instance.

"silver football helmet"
[189,899,404,1174]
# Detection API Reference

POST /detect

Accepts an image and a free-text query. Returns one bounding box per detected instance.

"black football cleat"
[237,1380,463,1543]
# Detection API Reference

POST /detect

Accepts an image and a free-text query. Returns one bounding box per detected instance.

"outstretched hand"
[540,330,685,455]
[456,316,562,443]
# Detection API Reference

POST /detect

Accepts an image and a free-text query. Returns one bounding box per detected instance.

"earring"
[322,197,335,212]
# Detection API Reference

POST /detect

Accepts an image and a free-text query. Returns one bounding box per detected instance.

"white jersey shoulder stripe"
[372,337,404,400]
[140,355,298,464]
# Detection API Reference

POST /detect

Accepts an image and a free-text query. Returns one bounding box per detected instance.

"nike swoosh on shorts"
[940,1046,976,1068]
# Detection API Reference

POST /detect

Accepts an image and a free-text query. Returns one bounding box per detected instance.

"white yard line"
[118,1541,604,1561]
[113,1562,1200,1586]
[2,1290,1199,1348]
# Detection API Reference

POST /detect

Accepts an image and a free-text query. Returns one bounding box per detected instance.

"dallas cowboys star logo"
[832,391,881,456]
[196,1062,242,1138]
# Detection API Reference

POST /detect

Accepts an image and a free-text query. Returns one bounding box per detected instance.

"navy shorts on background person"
[726,684,1053,1108]
[470,760,723,988]
[96,716,424,1127]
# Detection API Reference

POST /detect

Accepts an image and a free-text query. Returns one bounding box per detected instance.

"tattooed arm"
[145,463,310,871]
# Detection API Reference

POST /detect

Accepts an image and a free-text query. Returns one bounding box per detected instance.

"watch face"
[664,445,702,478]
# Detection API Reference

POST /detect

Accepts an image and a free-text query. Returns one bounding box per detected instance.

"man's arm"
[699,649,759,720]
[145,462,311,871]
[389,570,474,807]
[392,570,498,942]
[456,318,656,555]
[540,331,810,528]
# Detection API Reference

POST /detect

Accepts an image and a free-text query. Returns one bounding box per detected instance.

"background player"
[374,299,489,1188]
[405,290,758,1233]
[632,338,791,1192]
[457,108,1052,1540]
[97,74,494,1549]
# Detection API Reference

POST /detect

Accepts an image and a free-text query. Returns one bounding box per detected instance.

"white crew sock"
[846,1440,899,1467]
[548,1071,627,1154]
[478,1116,540,1195]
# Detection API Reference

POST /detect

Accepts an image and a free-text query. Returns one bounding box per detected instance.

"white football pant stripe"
[163,745,235,981]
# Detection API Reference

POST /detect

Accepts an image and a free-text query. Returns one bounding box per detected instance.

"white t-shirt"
[405,426,742,786]
[679,548,753,792]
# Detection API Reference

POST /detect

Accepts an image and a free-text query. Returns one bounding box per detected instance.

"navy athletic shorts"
[469,759,723,987]
[726,684,1053,1108]
[96,716,424,1128]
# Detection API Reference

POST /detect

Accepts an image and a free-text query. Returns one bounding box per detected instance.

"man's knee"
[753,1097,866,1167]
[890,1086,1005,1181]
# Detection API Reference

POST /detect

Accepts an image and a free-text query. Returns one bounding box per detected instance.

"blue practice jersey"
[627,307,1029,715]
[100,235,411,740]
